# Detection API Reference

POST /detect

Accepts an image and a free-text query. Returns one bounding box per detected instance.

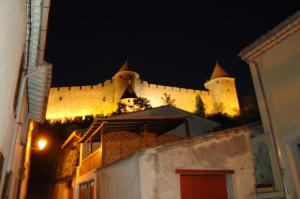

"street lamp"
[37,139,47,150]
[32,138,47,151]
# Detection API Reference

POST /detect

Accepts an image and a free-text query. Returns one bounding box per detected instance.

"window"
[79,180,94,199]
[253,142,274,188]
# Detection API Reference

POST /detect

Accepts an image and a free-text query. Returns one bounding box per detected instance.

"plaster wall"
[19,121,35,199]
[253,32,300,139]
[96,155,140,199]
[6,94,29,199]
[246,26,300,199]
[138,129,256,199]
[0,0,27,195]
[0,0,26,158]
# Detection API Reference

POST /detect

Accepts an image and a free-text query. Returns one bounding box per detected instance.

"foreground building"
[46,61,240,121]
[240,10,300,199]
[51,106,262,199]
[0,0,52,198]
[94,127,256,199]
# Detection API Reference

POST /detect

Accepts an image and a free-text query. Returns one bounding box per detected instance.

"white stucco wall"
[247,28,300,199]
[253,32,300,139]
[0,0,27,195]
[0,0,26,155]
[96,155,140,199]
[138,129,256,199]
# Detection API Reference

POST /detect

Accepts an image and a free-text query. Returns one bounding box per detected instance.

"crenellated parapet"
[46,61,240,121]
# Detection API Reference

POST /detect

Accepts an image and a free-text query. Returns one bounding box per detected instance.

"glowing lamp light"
[37,139,47,150]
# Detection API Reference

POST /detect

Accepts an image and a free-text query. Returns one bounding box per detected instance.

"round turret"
[112,61,140,111]
[204,62,240,116]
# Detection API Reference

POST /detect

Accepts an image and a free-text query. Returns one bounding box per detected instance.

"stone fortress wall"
[46,62,239,121]
[133,79,214,114]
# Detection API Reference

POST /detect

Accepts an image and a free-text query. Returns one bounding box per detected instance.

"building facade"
[76,123,256,199]
[0,0,52,198]
[240,10,300,199]
[46,62,240,121]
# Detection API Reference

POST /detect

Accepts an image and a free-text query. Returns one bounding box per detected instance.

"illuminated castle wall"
[46,62,240,121]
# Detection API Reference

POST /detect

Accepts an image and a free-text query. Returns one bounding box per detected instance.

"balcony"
[79,148,102,176]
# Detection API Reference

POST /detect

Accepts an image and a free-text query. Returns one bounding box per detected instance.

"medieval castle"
[46,61,240,121]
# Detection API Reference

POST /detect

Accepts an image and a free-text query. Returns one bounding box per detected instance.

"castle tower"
[204,62,240,116]
[112,60,140,103]
[118,83,139,112]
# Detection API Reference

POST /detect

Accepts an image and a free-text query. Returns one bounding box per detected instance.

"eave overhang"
[239,10,300,62]
[25,0,52,122]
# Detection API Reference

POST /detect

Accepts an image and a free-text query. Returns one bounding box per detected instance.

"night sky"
[45,2,300,100]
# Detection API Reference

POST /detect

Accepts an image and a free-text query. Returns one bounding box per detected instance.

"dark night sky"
[45,2,300,100]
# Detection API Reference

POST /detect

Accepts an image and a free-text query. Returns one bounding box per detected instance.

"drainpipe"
[6,66,47,174]
[250,60,289,197]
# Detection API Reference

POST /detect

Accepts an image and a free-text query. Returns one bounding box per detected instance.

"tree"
[195,95,205,117]
[133,97,152,110]
[116,97,152,114]
[161,93,176,106]
[206,112,239,130]
[116,101,127,114]
[238,96,261,124]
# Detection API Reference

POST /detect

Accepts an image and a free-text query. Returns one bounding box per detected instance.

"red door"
[180,174,228,199]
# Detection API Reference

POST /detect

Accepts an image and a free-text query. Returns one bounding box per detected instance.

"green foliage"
[239,96,261,123]
[207,97,261,131]
[195,95,205,117]
[116,97,152,114]
[161,93,176,106]
[116,101,128,114]
[206,113,240,130]
[133,97,152,110]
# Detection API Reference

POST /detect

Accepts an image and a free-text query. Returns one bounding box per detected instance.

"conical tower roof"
[118,60,131,72]
[210,62,230,80]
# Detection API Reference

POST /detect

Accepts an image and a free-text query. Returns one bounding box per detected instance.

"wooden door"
[180,174,228,199]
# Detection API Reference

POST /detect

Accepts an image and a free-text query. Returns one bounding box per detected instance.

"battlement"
[49,79,117,94]
[51,84,99,92]
[46,71,239,121]
[141,81,205,94]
